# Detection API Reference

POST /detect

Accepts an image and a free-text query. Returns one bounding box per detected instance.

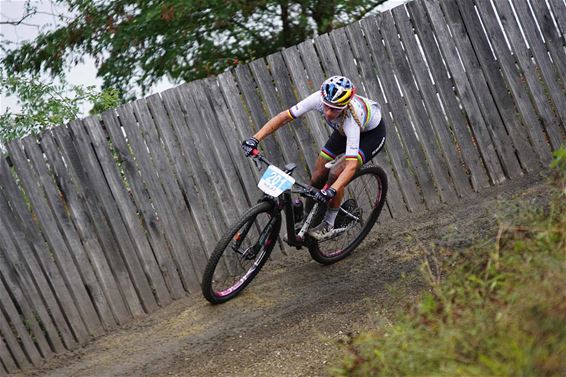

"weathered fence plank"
[234,65,287,168]
[282,46,330,149]
[380,12,459,202]
[0,274,35,368]
[160,88,227,241]
[75,118,162,310]
[7,140,94,344]
[52,125,145,319]
[146,92,220,270]
[0,230,52,361]
[340,23,407,219]
[436,0,523,179]
[131,98,206,287]
[39,131,133,325]
[216,71,258,159]
[0,206,60,357]
[188,80,254,219]
[0,191,66,354]
[362,15,442,209]
[83,115,176,304]
[548,0,566,38]
[507,0,566,128]
[202,76,263,200]
[0,339,15,375]
[64,120,155,315]
[21,137,112,334]
[406,0,492,191]
[296,40,326,92]
[113,103,200,292]
[175,84,242,226]
[267,52,320,174]
[211,76,270,195]
[0,241,45,365]
[180,81,255,257]
[391,6,474,196]
[0,299,29,371]
[0,156,80,350]
[343,22,412,218]
[489,0,565,150]
[354,18,426,214]
[100,109,186,300]
[421,0,507,184]
[528,0,566,85]
[0,355,7,376]
[473,0,554,165]
[452,0,539,173]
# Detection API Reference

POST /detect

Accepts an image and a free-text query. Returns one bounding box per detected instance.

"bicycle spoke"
[312,166,386,260]
[209,210,275,296]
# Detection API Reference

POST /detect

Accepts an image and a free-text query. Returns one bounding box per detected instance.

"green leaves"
[2,0,386,98]
[0,72,120,147]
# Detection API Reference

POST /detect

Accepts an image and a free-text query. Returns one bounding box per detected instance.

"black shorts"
[320,120,386,165]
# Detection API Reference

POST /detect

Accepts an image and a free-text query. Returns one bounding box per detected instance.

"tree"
[1,0,386,98]
[0,71,120,148]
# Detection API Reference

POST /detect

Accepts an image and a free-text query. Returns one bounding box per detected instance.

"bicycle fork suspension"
[232,214,277,260]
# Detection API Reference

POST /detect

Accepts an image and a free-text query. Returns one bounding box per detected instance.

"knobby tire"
[307,165,388,264]
[202,201,281,304]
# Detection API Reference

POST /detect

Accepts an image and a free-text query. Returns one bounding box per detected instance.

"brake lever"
[251,149,264,171]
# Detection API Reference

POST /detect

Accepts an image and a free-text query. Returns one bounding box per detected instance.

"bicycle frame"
[254,154,321,249]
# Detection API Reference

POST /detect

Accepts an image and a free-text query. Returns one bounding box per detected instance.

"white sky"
[0,0,409,115]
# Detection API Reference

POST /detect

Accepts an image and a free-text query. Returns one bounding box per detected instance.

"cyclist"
[242,75,386,240]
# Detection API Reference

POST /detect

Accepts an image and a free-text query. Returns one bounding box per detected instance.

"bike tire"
[307,165,388,265]
[202,201,281,304]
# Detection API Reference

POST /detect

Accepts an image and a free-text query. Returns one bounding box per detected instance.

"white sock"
[324,207,339,226]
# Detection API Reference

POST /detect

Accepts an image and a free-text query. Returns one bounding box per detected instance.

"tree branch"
[0,10,36,26]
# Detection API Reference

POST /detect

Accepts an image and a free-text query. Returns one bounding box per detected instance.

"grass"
[331,147,566,377]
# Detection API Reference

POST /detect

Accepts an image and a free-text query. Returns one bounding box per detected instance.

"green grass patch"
[332,147,566,377]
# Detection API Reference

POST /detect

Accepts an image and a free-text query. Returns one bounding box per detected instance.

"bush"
[332,147,566,377]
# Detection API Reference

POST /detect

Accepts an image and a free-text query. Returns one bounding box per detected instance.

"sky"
[0,0,410,115]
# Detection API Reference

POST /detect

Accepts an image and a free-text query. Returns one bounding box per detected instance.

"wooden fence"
[1,0,565,373]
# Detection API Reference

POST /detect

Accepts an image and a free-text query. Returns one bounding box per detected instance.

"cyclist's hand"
[242,137,259,157]
[314,187,337,203]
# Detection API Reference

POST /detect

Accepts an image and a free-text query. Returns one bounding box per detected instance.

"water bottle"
[293,198,304,223]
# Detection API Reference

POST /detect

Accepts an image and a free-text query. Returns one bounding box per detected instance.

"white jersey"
[287,92,382,160]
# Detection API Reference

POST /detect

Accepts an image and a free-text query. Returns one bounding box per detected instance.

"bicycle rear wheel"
[202,201,281,304]
[308,165,388,264]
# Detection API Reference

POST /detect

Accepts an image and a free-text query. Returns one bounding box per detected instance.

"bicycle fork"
[232,209,278,260]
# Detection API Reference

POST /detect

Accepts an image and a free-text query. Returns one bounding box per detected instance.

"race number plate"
[258,165,295,197]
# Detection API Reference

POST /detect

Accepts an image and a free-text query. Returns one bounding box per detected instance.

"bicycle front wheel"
[202,201,281,304]
[308,165,388,264]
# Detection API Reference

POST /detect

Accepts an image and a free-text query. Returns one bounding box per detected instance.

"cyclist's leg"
[358,120,386,165]
[306,131,346,215]
[331,122,385,217]
[310,155,330,189]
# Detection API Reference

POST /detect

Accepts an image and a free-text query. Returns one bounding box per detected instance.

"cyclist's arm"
[254,92,319,141]
[253,110,293,141]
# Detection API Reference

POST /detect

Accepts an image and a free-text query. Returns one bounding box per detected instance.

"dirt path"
[18,173,548,377]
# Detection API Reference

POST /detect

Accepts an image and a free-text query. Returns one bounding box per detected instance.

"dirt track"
[17,172,548,377]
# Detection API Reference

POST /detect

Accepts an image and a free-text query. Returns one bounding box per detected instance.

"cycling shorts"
[320,119,386,165]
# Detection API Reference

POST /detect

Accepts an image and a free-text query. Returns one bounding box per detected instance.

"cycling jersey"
[287,91,383,162]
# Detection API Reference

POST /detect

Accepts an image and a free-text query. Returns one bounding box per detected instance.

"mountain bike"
[201,152,388,304]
